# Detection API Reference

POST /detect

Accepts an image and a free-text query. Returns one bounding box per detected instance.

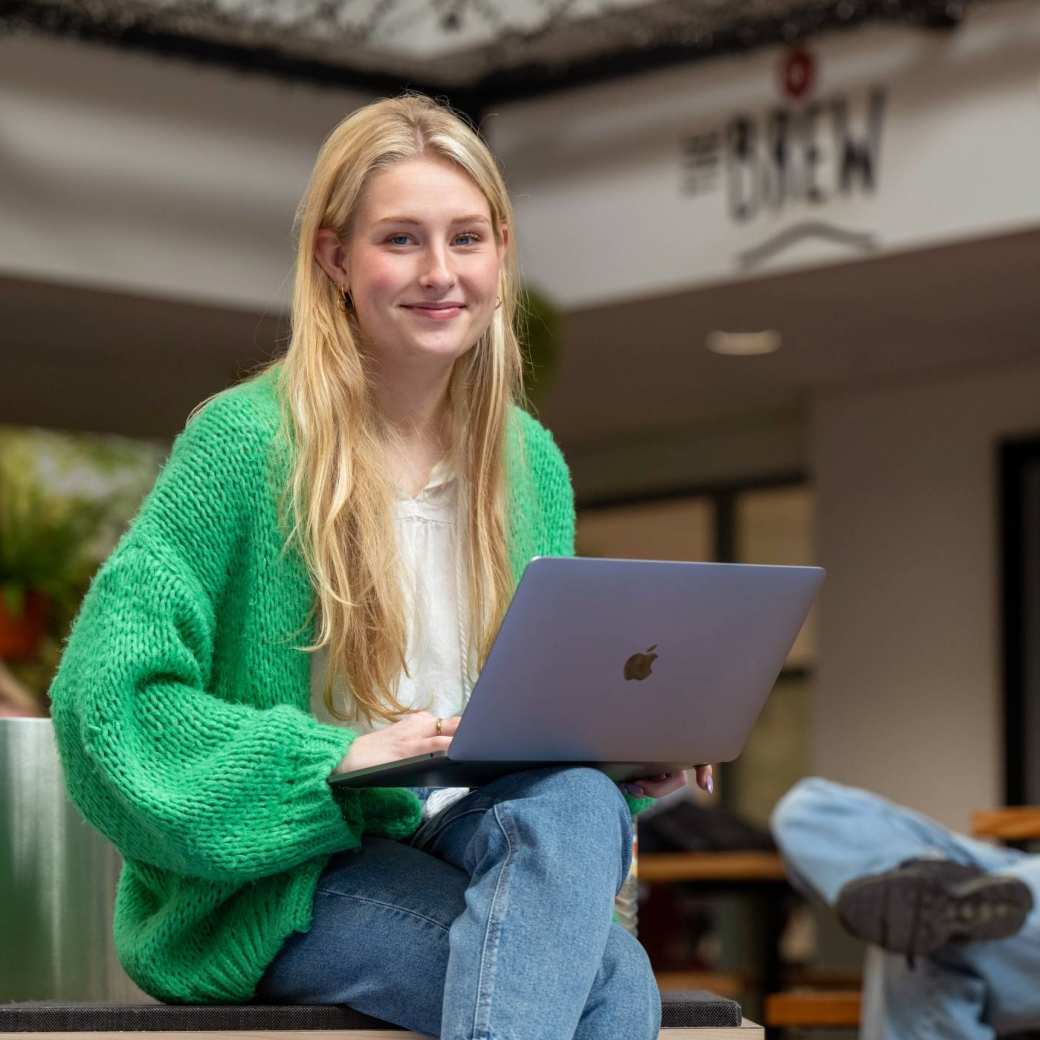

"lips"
[404,304,465,320]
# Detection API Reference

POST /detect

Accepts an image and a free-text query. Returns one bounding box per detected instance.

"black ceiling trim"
[458,1,969,108]
[0,1,444,95]
[0,0,973,114]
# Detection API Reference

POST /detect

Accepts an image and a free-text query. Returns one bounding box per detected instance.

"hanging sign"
[681,47,886,225]
[492,3,1040,308]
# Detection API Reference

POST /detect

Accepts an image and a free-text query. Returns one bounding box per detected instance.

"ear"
[314,227,349,289]
[497,222,509,258]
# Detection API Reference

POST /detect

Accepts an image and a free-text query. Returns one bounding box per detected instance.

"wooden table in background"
[641,851,791,1038]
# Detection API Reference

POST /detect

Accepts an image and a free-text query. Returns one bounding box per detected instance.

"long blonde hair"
[194,92,526,726]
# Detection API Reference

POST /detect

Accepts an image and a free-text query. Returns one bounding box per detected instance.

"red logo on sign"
[781,47,815,101]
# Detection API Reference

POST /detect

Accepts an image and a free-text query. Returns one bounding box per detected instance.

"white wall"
[811,358,1040,831]
[0,32,374,312]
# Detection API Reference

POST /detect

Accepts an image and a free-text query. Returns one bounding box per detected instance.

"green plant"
[517,284,563,408]
[0,454,108,621]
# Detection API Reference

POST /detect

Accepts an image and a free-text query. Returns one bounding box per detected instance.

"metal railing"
[0,718,151,1001]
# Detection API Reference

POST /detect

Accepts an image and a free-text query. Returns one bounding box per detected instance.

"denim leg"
[946,856,1040,1036]
[253,835,467,1037]
[771,778,1040,1039]
[572,923,661,1040]
[770,778,1025,905]
[859,945,994,1040]
[407,765,659,1040]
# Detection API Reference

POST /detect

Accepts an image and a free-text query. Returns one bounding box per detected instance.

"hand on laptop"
[334,710,461,774]
[621,765,713,799]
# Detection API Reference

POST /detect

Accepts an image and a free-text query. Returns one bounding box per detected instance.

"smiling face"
[334,156,507,373]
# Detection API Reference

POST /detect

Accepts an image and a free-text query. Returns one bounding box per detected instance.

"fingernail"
[706,776,714,795]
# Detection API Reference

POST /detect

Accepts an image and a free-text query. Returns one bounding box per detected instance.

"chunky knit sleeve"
[538,427,577,558]
[507,407,575,564]
[47,388,394,884]
[50,542,363,884]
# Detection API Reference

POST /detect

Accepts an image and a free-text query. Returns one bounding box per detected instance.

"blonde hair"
[192,92,526,726]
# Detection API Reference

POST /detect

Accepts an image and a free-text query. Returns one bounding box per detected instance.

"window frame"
[999,435,1040,807]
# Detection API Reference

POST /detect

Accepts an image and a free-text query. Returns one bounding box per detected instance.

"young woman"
[49,92,710,1039]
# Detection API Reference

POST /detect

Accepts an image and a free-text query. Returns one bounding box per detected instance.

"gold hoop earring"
[339,284,353,312]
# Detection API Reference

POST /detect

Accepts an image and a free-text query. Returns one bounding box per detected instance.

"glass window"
[735,485,815,668]
[577,497,714,562]
[726,483,815,823]
[725,672,812,828]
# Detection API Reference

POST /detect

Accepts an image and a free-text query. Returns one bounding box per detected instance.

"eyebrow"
[373,214,491,227]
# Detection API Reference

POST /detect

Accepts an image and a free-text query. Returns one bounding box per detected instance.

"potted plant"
[517,284,563,409]
[0,454,107,662]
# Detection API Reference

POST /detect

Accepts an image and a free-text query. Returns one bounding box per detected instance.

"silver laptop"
[328,556,824,789]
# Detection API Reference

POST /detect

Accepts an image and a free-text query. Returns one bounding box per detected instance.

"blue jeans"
[254,766,660,1040]
[771,778,1040,1040]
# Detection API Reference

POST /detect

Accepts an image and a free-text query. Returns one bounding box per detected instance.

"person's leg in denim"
[255,766,659,1040]
[771,777,1040,1039]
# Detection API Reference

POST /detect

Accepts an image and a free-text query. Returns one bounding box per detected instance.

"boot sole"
[836,871,1033,957]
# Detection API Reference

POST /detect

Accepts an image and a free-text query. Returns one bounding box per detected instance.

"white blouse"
[310,456,474,820]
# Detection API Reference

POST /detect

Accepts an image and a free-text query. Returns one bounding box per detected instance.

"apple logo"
[624,644,658,681]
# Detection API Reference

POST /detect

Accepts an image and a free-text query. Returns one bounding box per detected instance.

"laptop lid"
[447,556,823,766]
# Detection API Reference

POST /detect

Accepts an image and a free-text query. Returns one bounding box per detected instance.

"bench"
[0,992,763,1039]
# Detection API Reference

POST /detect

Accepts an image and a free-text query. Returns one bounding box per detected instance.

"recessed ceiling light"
[706,330,782,356]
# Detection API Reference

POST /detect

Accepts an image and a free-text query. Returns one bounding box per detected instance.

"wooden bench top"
[639,851,787,883]
[764,990,862,1028]
[971,807,1040,841]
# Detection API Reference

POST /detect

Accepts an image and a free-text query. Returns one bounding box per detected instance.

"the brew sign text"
[681,49,886,224]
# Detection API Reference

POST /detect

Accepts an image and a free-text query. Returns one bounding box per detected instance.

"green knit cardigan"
[49,363,654,1004]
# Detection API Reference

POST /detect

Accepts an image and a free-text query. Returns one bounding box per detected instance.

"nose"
[418,242,456,290]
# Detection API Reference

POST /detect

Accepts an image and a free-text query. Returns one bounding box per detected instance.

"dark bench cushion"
[661,991,743,1027]
[0,992,741,1030]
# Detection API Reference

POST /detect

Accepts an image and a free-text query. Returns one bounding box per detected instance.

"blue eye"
[385,232,482,246]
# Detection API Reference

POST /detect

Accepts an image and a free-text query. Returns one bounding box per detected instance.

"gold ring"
[435,717,443,735]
